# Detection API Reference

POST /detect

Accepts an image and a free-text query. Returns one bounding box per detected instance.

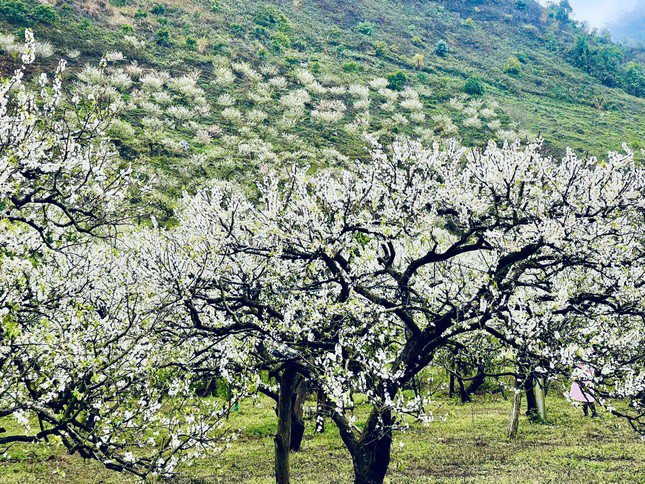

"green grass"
[1,394,642,483]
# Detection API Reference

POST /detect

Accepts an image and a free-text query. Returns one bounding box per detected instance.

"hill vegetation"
[0,0,643,212]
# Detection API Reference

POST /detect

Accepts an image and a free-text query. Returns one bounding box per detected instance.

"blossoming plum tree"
[0,32,239,477]
[164,137,644,483]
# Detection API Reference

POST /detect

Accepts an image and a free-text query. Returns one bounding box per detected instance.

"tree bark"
[351,409,393,484]
[290,377,307,451]
[457,375,471,403]
[507,388,522,439]
[534,376,546,421]
[466,368,486,396]
[315,388,325,433]
[275,364,297,484]
[523,374,539,422]
[333,408,393,484]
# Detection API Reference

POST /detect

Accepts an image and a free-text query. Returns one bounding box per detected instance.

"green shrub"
[515,0,528,11]
[254,5,289,32]
[412,53,425,70]
[622,61,645,97]
[33,4,57,24]
[342,61,361,73]
[254,26,268,38]
[109,0,127,6]
[435,40,448,57]
[229,23,244,35]
[208,1,221,13]
[272,31,291,52]
[503,56,522,75]
[134,9,147,19]
[291,37,306,52]
[374,41,388,57]
[151,4,166,15]
[464,76,485,95]
[284,55,299,65]
[387,71,408,91]
[356,21,375,36]
[0,0,31,25]
[545,35,557,52]
[185,36,197,49]
[156,28,172,46]
[464,18,476,28]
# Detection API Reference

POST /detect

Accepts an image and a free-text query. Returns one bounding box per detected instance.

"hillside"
[0,0,643,207]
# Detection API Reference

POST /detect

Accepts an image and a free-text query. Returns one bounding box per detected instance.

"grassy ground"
[1,394,642,483]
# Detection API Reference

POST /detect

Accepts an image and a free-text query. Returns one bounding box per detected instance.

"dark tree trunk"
[351,409,393,484]
[315,388,325,433]
[466,368,486,396]
[290,377,307,451]
[457,375,471,403]
[523,373,539,422]
[333,408,393,484]
[275,364,297,484]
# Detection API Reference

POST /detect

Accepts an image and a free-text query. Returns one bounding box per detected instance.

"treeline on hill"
[445,0,645,97]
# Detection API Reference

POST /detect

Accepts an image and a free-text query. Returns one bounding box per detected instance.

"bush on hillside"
[435,40,448,57]
[503,56,522,75]
[387,71,408,91]
[464,76,485,96]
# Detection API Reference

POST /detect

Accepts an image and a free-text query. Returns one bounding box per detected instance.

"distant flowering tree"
[0,31,132,248]
[165,137,644,483]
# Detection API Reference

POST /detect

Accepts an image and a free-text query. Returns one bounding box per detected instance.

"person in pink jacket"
[570,364,598,417]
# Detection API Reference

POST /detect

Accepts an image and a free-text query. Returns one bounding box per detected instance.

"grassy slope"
[0,394,642,483]
[2,0,643,158]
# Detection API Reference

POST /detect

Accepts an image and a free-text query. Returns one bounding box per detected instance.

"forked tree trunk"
[290,377,307,451]
[507,388,522,439]
[352,436,392,484]
[351,409,393,484]
[334,408,394,484]
[275,364,298,484]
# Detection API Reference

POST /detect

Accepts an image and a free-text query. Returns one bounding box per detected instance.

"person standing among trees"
[570,364,598,417]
